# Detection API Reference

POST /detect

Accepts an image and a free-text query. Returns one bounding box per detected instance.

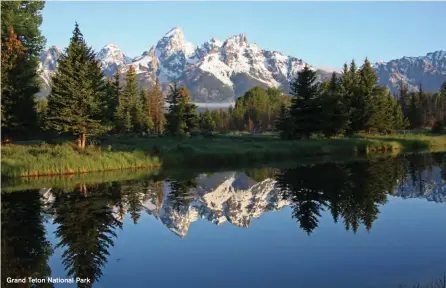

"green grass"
[99,133,446,169]
[1,142,161,178]
[2,132,446,178]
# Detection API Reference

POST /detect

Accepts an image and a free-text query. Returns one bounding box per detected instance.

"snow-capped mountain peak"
[155,26,195,58]
[96,43,132,77]
[39,45,62,71]
[163,26,185,39]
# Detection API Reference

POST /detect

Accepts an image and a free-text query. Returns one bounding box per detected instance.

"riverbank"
[1,143,161,178]
[2,133,446,178]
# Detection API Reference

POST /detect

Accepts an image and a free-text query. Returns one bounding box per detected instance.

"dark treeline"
[2,8,446,146]
[398,81,446,132]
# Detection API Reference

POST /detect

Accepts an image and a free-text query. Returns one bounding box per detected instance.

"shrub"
[432,120,445,134]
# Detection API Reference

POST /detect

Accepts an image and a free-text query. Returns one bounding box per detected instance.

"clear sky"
[41,1,446,70]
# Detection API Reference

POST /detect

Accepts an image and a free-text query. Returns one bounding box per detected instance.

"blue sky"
[41,1,446,70]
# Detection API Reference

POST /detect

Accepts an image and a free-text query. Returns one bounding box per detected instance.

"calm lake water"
[2,153,446,288]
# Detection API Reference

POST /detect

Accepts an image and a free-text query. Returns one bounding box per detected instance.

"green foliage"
[275,104,292,139]
[232,86,290,132]
[45,23,111,146]
[392,98,409,131]
[36,98,48,128]
[165,83,198,136]
[288,65,322,139]
[1,1,45,140]
[146,80,165,134]
[199,110,216,135]
[400,84,445,130]
[432,119,446,134]
[441,81,446,95]
[319,72,350,137]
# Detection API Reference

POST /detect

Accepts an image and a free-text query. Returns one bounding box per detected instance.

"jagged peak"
[224,33,248,46]
[208,37,222,46]
[102,43,121,50]
[426,50,446,60]
[163,26,184,39]
[49,45,60,51]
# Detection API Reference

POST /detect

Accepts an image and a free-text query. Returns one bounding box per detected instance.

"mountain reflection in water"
[2,153,445,288]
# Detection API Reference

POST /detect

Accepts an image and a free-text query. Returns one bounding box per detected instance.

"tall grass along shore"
[2,132,446,179]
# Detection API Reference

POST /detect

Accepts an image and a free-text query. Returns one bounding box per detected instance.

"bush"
[432,120,445,134]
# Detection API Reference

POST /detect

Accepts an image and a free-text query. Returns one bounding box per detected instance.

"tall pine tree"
[441,81,446,95]
[149,79,166,134]
[275,103,291,139]
[1,1,46,141]
[122,65,144,133]
[288,65,321,139]
[351,58,378,132]
[165,83,197,136]
[320,72,350,137]
[45,23,110,149]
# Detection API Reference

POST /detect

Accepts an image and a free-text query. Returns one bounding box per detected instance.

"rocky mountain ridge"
[37,27,445,102]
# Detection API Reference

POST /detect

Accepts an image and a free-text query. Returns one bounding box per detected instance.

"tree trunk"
[81,133,87,149]
[77,135,82,148]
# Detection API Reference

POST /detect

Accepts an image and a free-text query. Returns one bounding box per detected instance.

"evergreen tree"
[339,63,351,94]
[350,58,378,132]
[358,58,378,95]
[363,86,391,133]
[165,83,183,135]
[288,65,321,139]
[275,104,291,139]
[140,88,153,132]
[113,68,122,107]
[123,65,145,132]
[153,80,166,134]
[112,68,126,133]
[45,23,110,149]
[199,110,216,135]
[124,110,132,133]
[181,87,199,134]
[1,1,45,141]
[90,58,110,124]
[407,92,423,129]
[146,80,165,134]
[165,83,198,136]
[391,98,409,131]
[441,81,446,95]
[398,80,410,115]
[348,59,360,90]
[320,72,350,137]
[102,68,121,130]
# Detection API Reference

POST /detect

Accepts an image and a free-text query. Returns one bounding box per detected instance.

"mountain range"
[37,27,446,102]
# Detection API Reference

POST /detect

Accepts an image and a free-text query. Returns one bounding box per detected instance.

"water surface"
[2,153,446,288]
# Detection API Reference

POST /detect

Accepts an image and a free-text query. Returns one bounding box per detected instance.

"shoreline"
[2,133,446,179]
